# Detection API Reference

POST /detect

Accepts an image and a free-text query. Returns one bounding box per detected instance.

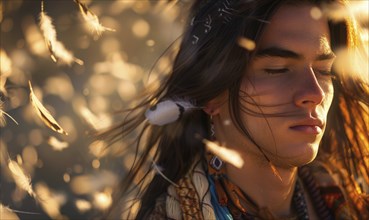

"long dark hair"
[101,0,369,218]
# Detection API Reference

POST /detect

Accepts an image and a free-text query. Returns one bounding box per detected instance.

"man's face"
[214,4,335,168]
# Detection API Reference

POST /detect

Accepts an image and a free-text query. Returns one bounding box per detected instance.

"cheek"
[242,74,297,98]
[240,80,295,114]
[240,112,281,148]
[321,80,334,110]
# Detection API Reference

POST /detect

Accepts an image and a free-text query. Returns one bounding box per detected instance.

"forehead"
[258,4,331,54]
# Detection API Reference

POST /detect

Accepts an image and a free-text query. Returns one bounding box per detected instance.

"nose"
[294,67,325,108]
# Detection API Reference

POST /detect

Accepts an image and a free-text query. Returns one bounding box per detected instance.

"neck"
[225,157,298,217]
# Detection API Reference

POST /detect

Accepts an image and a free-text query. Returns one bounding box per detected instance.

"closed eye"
[264,68,289,75]
[317,70,332,75]
[315,69,336,79]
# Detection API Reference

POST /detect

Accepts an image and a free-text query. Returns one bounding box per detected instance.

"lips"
[289,118,324,134]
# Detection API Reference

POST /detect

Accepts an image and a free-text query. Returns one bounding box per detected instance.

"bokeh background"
[1,0,190,219]
[0,0,368,219]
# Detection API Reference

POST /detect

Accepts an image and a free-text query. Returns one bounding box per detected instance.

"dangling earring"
[209,115,223,171]
[208,116,223,170]
[208,115,223,170]
[207,114,228,205]
[209,115,216,141]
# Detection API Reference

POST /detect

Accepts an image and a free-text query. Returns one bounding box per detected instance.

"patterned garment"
[146,163,363,220]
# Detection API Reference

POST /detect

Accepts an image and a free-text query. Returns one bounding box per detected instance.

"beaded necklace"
[207,156,335,220]
[292,179,309,220]
[208,174,309,220]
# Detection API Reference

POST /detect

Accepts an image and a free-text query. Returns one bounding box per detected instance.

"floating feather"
[0,110,19,127]
[202,138,282,181]
[0,204,20,220]
[29,81,68,135]
[145,99,195,126]
[1,204,40,216]
[202,138,244,169]
[0,100,19,127]
[74,0,115,37]
[8,159,35,197]
[39,1,83,65]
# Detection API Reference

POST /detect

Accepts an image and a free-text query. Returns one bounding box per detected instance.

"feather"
[0,110,19,127]
[74,0,115,37]
[0,100,19,127]
[0,204,20,220]
[152,161,179,187]
[203,138,244,169]
[1,205,40,215]
[8,159,35,197]
[39,1,83,65]
[29,81,68,135]
[145,99,195,126]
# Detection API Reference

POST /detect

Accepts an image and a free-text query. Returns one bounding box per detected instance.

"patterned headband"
[190,0,236,45]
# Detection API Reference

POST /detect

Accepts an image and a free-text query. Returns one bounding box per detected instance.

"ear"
[203,102,220,115]
[203,92,227,116]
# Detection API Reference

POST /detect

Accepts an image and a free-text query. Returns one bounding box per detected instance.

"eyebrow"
[254,47,336,61]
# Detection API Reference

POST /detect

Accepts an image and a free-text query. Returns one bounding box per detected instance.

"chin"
[274,143,319,168]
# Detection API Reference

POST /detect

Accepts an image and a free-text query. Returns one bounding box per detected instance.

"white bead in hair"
[145,99,195,126]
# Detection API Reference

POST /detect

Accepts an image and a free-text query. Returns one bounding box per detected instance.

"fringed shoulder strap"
[166,162,216,220]
[304,163,360,219]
